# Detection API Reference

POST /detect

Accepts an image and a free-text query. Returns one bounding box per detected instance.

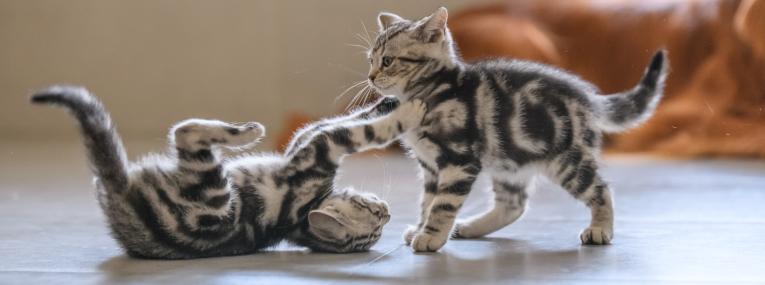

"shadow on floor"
[96,237,592,284]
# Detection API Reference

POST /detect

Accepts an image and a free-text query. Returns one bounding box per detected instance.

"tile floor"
[1,140,764,284]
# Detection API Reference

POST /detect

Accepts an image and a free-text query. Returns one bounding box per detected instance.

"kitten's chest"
[404,101,476,154]
[402,127,440,169]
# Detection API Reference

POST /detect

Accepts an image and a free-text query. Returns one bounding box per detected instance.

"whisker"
[385,163,393,200]
[346,86,364,110]
[372,154,391,201]
[352,32,372,48]
[357,86,375,110]
[357,33,372,48]
[329,63,367,77]
[345,43,371,52]
[338,80,363,90]
[334,80,368,107]
[364,87,376,106]
[346,85,371,111]
[387,167,404,201]
[360,19,374,48]
[359,86,369,106]
[389,85,405,101]
[353,87,369,109]
[386,194,411,208]
[333,80,364,103]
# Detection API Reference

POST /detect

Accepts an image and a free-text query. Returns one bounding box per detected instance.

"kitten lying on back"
[363,8,667,251]
[31,86,425,258]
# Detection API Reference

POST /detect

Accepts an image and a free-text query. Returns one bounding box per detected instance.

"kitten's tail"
[593,50,668,133]
[31,85,130,194]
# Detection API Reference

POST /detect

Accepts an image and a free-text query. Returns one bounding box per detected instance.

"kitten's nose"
[368,75,376,81]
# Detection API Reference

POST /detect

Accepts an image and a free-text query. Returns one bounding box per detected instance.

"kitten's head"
[367,7,457,101]
[304,187,390,253]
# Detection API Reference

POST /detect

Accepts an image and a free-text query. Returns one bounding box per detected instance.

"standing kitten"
[365,8,667,251]
[31,86,426,258]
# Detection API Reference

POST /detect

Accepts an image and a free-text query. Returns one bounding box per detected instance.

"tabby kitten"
[365,8,667,251]
[31,85,426,259]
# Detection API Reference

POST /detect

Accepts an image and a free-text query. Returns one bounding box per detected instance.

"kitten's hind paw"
[223,122,266,148]
[403,224,419,245]
[172,119,265,151]
[242,122,266,139]
[580,226,613,245]
[451,220,483,239]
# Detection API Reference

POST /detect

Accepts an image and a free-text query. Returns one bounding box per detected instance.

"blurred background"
[3,2,765,283]
[0,0,497,152]
[1,0,763,157]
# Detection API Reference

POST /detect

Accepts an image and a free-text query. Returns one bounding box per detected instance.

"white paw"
[580,226,613,245]
[403,224,419,245]
[242,122,266,138]
[411,231,448,252]
[230,122,265,147]
[393,99,427,129]
[452,220,483,239]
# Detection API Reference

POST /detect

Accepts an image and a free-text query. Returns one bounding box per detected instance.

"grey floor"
[2,140,765,284]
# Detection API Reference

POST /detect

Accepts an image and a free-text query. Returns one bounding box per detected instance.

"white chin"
[375,84,396,93]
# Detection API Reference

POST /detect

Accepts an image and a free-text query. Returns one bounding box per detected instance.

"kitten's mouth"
[371,82,395,91]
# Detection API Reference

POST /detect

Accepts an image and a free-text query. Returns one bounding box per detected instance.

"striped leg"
[172,119,264,168]
[410,160,482,252]
[403,165,437,244]
[549,158,614,244]
[169,119,265,230]
[277,102,422,231]
[285,97,399,156]
[452,175,530,238]
[289,99,426,166]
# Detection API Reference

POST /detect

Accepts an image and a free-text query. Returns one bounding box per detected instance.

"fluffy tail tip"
[639,49,668,89]
[30,92,58,104]
[29,85,90,105]
[649,49,666,72]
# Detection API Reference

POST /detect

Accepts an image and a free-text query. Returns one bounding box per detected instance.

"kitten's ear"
[417,7,448,44]
[308,210,348,240]
[378,12,405,32]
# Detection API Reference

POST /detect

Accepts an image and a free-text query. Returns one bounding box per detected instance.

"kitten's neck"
[404,60,465,101]
[284,188,336,246]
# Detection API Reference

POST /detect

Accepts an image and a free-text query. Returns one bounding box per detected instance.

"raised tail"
[31,86,130,194]
[593,50,668,133]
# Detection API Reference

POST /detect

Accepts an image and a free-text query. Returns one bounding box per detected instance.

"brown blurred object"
[449,0,765,158]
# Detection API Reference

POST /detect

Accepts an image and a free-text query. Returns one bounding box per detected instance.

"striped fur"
[31,86,426,259]
[367,8,668,251]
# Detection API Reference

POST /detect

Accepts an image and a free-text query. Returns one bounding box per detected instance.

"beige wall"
[0,0,495,150]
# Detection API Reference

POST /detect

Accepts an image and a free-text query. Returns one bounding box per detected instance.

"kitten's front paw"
[403,224,419,245]
[411,231,448,252]
[393,99,427,130]
[580,226,613,245]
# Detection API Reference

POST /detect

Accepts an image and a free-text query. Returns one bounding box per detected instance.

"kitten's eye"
[382,56,394,67]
